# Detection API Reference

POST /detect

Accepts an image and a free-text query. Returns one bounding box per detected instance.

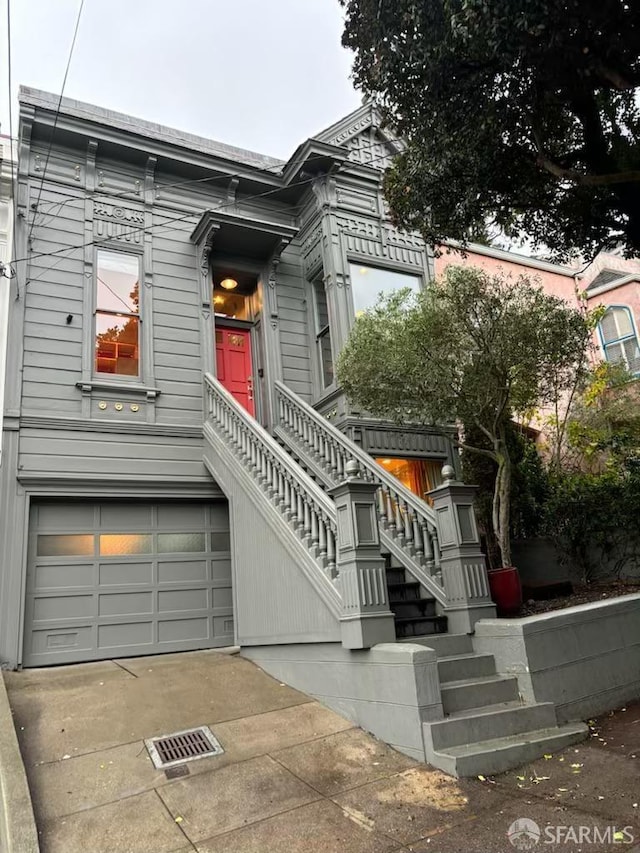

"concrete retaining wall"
[474,594,640,722]
[243,642,443,761]
[0,673,39,852]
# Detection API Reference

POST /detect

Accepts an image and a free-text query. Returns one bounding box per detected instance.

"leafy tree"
[336,266,591,566]
[546,361,640,473]
[341,0,640,260]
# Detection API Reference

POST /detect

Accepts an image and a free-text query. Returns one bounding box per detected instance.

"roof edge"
[18,86,285,173]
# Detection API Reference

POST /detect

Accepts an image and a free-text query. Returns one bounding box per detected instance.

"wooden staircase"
[384,554,447,638]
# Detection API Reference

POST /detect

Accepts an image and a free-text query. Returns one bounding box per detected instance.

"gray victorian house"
[0,89,586,775]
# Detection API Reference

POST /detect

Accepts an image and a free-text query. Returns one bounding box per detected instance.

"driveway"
[4,650,640,852]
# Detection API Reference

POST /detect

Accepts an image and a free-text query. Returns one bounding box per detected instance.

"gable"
[315,103,402,171]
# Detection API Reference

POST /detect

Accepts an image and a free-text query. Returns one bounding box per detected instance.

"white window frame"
[311,275,335,391]
[597,305,640,375]
[93,247,142,382]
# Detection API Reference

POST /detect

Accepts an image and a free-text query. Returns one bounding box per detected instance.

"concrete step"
[441,674,520,714]
[390,599,437,619]
[424,701,558,751]
[428,722,589,777]
[437,652,496,683]
[394,615,448,638]
[399,633,473,656]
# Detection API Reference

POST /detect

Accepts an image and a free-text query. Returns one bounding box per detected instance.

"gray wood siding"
[151,216,204,425]
[22,184,85,416]
[277,244,313,401]
[18,428,211,481]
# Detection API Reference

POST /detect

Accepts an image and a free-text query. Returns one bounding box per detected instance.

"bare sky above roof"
[0,0,361,159]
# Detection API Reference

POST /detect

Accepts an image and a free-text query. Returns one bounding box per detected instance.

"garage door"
[23,500,233,667]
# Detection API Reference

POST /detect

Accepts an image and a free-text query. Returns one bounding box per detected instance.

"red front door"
[215,325,255,416]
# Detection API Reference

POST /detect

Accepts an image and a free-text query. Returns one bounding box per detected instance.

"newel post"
[329,461,396,650]
[427,465,496,633]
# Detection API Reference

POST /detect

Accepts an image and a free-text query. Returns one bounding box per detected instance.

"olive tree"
[336,266,592,566]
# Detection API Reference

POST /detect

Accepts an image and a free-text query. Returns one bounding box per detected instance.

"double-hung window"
[348,263,421,316]
[94,249,140,377]
[598,306,640,375]
[312,277,334,389]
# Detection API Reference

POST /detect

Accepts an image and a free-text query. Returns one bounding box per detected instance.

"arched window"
[598,306,640,374]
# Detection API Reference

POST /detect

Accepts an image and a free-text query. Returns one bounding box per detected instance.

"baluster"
[294,489,304,530]
[311,508,320,555]
[421,520,434,568]
[385,489,397,532]
[377,486,388,525]
[328,441,338,477]
[411,512,424,561]
[431,525,441,576]
[403,503,413,546]
[302,498,312,543]
[283,475,292,519]
[276,468,286,509]
[394,496,404,542]
[326,525,337,579]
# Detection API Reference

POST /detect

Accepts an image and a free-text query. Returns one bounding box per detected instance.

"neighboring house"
[435,243,640,378]
[0,135,17,468]
[0,90,593,775]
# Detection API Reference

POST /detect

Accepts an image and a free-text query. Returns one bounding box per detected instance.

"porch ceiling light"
[220,277,238,290]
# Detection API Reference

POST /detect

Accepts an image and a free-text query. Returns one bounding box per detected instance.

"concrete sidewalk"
[4,650,640,852]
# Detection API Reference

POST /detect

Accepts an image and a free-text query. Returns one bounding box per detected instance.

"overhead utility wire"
[4,0,18,280]
[18,145,395,270]
[26,0,85,250]
[30,137,390,221]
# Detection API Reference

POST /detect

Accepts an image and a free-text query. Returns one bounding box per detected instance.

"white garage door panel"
[23,500,233,667]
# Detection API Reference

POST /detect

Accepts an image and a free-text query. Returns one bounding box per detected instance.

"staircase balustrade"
[274,380,447,605]
[204,374,338,583]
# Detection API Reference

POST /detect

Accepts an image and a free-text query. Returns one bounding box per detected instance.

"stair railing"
[204,373,338,584]
[274,380,447,605]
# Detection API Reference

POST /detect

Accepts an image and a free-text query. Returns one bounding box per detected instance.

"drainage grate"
[145,726,223,769]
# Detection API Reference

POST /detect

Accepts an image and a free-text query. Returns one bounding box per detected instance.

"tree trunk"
[492,434,512,567]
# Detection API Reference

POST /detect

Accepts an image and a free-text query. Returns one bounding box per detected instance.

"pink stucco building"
[434,242,640,378]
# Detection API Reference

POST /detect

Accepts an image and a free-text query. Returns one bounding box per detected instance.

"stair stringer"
[203,422,342,646]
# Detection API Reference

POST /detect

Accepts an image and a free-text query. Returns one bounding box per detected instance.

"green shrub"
[542,471,640,582]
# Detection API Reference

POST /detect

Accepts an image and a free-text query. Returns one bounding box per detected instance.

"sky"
[0,0,362,159]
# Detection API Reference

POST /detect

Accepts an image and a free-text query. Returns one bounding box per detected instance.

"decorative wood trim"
[19,414,202,438]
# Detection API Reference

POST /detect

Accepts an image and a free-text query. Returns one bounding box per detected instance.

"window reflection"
[349,264,421,316]
[95,250,140,377]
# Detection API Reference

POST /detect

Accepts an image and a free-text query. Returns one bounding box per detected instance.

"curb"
[0,673,39,853]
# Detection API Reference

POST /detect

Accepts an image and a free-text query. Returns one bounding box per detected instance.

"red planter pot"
[488,566,522,616]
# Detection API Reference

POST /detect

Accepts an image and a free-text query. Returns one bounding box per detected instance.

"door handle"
[247,376,254,401]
